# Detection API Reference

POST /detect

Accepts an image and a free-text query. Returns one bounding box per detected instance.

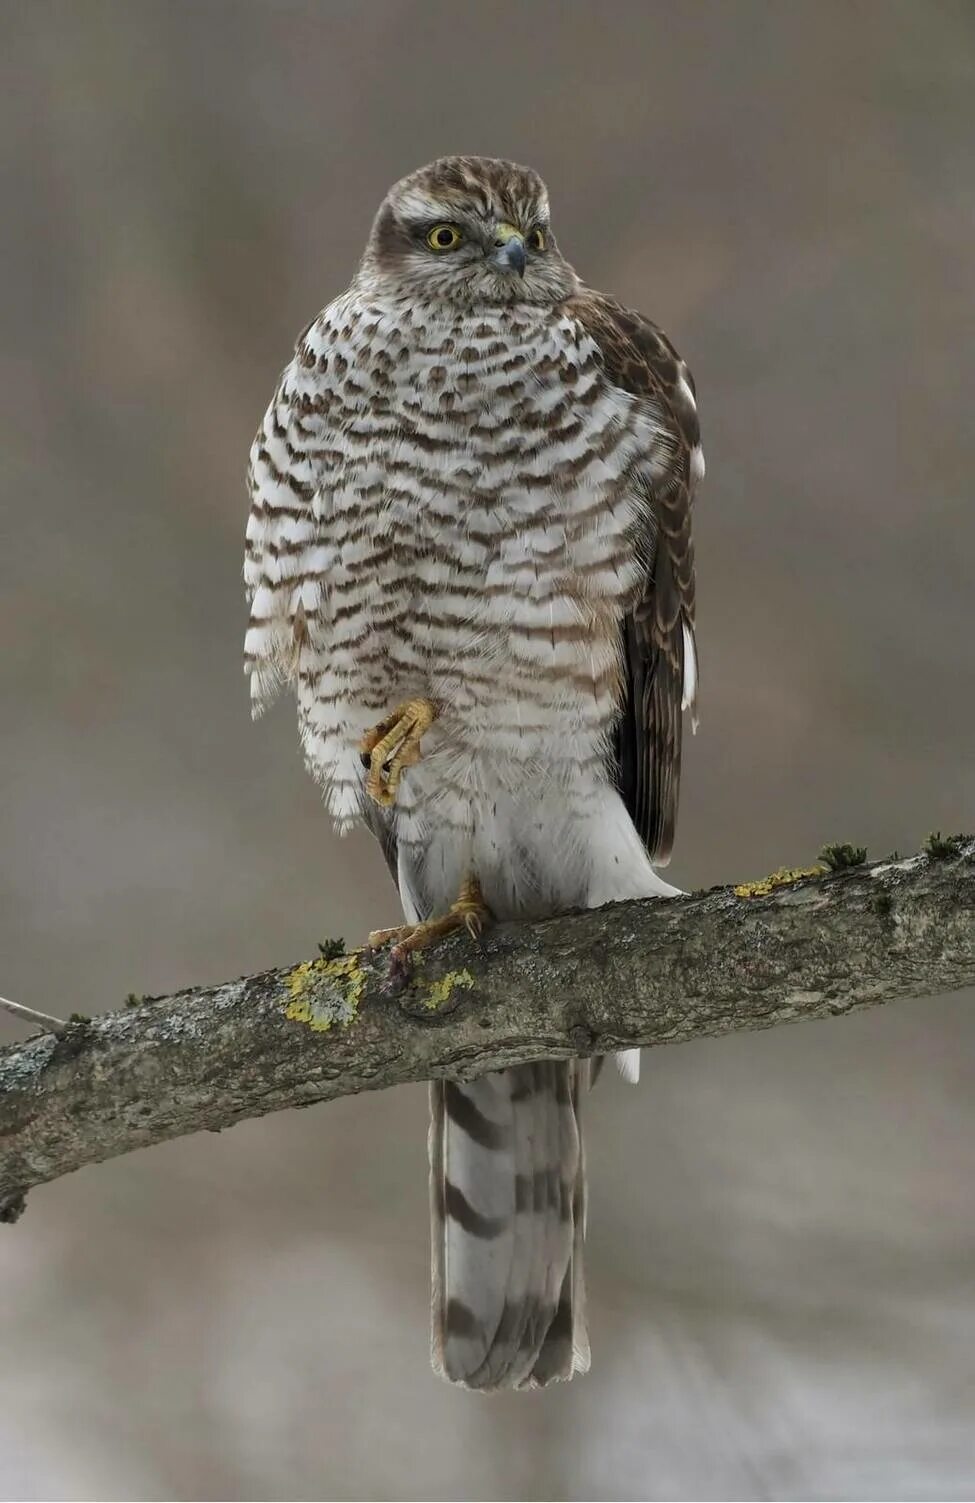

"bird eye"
[527,228,547,251]
[426,224,463,251]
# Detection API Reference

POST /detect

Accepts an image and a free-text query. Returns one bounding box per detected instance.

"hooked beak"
[490,227,526,278]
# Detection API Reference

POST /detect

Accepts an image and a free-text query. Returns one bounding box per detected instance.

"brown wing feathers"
[565,291,701,864]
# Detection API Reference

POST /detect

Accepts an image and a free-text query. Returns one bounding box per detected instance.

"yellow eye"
[527,227,547,251]
[426,224,463,251]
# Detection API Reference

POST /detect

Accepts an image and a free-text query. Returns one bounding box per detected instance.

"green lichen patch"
[734,865,826,899]
[284,952,365,1031]
[819,842,868,871]
[396,959,476,1018]
[924,831,969,859]
[420,968,475,1012]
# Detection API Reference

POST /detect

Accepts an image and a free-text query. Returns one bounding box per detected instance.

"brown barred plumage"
[244,156,703,1388]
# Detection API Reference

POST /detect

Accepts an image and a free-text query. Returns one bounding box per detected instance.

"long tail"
[429,1060,590,1390]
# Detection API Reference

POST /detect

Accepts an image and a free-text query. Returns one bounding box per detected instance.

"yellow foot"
[368,877,491,960]
[359,697,437,808]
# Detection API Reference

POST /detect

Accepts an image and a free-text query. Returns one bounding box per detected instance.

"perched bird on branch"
[243,155,703,1389]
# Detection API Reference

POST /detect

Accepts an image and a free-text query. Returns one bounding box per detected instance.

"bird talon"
[367,924,410,947]
[366,877,490,957]
[359,697,437,808]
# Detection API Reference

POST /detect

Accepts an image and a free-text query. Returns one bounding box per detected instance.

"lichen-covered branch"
[2,842,973,1223]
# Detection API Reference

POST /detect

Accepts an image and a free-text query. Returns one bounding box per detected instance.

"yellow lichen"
[734,865,826,899]
[284,952,365,1031]
[420,968,475,1011]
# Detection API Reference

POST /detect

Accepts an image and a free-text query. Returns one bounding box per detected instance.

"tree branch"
[2,843,973,1223]
[0,995,68,1034]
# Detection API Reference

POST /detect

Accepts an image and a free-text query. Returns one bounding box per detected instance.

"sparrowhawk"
[244,156,703,1389]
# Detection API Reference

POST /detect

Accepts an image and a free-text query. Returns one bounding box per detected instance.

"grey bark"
[2,843,973,1223]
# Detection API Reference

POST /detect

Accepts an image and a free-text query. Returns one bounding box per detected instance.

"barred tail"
[429,1060,590,1390]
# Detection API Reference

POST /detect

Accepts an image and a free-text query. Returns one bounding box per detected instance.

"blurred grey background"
[1,1,973,1498]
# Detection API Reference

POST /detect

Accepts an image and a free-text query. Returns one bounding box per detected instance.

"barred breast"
[244,288,675,838]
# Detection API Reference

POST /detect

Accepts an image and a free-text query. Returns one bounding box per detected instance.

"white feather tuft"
[614,1049,641,1085]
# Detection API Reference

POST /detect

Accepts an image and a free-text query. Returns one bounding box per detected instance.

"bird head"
[359,155,579,307]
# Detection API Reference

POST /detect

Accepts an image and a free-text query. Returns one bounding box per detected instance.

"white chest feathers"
[246,291,672,825]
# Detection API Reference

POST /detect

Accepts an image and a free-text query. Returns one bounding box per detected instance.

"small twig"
[0,994,68,1034]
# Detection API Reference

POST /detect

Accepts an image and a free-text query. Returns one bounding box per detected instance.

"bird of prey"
[244,156,703,1390]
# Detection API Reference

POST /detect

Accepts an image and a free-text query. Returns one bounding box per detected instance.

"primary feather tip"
[681,619,699,729]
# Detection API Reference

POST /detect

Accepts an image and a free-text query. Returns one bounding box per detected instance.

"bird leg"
[359,697,437,808]
[368,875,491,960]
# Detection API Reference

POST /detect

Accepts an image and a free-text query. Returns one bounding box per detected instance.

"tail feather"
[429,1075,517,1381]
[430,1061,588,1390]
[464,1068,545,1391]
[525,1062,590,1387]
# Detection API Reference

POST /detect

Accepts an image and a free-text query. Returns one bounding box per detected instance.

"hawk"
[244,156,703,1389]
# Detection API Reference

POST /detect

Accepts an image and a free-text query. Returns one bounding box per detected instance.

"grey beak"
[491,236,526,278]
